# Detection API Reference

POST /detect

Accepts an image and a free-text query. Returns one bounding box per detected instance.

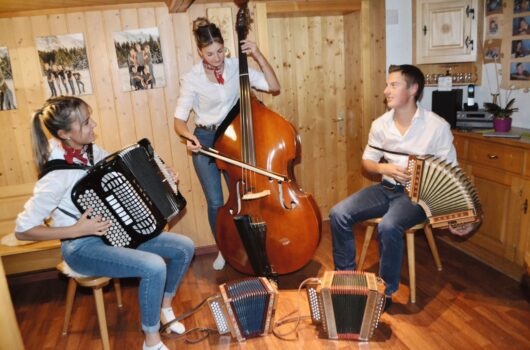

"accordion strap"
[368,144,412,157]
[39,144,95,179]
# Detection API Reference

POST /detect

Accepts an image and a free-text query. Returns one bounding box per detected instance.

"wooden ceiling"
[0,0,193,14]
[0,0,361,16]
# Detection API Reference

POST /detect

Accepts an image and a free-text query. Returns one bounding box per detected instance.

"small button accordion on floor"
[305,271,386,341]
[208,277,278,342]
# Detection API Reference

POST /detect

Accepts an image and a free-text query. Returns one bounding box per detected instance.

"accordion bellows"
[306,271,385,341]
[406,155,481,228]
[208,277,278,342]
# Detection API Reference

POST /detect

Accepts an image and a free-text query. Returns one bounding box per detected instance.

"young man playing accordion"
[330,64,461,310]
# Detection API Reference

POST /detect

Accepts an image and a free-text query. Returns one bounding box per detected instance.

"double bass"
[213,1,321,276]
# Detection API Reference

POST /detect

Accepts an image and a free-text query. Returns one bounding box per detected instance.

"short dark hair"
[388,64,425,101]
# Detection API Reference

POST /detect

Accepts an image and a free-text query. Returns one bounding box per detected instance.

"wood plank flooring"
[9,222,530,349]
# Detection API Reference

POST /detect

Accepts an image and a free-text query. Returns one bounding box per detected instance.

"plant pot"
[493,118,512,132]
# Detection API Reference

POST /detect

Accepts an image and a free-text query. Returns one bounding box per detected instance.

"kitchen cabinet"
[415,0,479,64]
[448,131,530,279]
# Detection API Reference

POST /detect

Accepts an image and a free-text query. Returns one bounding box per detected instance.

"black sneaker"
[383,296,393,312]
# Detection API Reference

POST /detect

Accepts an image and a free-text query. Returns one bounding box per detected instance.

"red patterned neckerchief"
[202,60,225,85]
[62,143,88,165]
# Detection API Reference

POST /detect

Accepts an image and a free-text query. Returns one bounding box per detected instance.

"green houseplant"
[483,97,518,132]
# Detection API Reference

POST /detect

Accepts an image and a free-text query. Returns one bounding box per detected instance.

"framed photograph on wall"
[512,16,530,35]
[0,47,17,111]
[486,15,503,38]
[512,39,530,57]
[510,62,530,80]
[514,0,530,13]
[36,33,93,97]
[484,39,502,62]
[486,0,503,15]
[112,27,165,92]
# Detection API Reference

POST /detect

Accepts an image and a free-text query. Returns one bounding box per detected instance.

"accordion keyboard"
[101,172,157,235]
[76,189,131,247]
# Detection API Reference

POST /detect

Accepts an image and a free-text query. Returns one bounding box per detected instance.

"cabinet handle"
[487,154,498,160]
[466,5,475,19]
[465,36,474,50]
[523,199,528,214]
[423,25,427,36]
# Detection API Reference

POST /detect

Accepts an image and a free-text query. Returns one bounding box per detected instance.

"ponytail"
[31,110,51,172]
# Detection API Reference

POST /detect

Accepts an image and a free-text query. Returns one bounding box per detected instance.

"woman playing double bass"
[173,17,280,270]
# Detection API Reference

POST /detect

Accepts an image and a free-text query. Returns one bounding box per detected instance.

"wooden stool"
[57,261,123,350]
[357,218,442,303]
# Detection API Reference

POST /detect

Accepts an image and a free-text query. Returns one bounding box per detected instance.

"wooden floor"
[9,222,530,350]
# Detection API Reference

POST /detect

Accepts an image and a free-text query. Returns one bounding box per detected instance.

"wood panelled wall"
[0,1,386,248]
[267,16,349,216]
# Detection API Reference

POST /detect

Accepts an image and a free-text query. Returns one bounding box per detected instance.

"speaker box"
[431,90,463,129]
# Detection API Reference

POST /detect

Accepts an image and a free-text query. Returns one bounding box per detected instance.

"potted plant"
[483,97,518,132]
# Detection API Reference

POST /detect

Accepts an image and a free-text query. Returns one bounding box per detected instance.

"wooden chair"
[357,218,442,303]
[56,261,123,350]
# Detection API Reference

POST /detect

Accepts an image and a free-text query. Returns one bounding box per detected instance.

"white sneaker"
[213,251,225,270]
[142,341,169,350]
[160,307,185,334]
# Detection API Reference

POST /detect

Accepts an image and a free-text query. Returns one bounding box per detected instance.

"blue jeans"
[329,182,426,295]
[61,232,195,333]
[192,128,227,238]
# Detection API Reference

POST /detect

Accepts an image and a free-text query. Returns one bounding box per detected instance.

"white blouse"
[174,57,270,126]
[362,104,457,184]
[16,138,108,233]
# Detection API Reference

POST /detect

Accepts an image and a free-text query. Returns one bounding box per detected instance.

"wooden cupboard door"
[517,180,530,266]
[468,164,524,262]
[416,0,478,64]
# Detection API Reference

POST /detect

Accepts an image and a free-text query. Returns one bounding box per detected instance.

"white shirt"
[16,139,108,233]
[174,58,270,126]
[362,104,457,183]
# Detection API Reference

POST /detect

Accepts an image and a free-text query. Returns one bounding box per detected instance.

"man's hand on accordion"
[379,163,410,184]
[75,208,111,237]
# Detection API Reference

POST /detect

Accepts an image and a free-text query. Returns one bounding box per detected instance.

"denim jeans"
[329,182,426,295]
[61,232,195,333]
[192,128,227,238]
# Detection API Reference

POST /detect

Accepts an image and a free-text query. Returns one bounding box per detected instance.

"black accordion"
[305,271,385,341]
[207,277,278,342]
[406,155,481,228]
[71,139,186,248]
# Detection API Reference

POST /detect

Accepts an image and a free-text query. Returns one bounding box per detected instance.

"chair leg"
[424,225,443,271]
[113,279,123,308]
[406,231,416,304]
[62,278,77,335]
[93,287,110,350]
[358,225,375,271]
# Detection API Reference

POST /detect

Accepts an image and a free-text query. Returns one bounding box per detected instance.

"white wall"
[385,0,530,128]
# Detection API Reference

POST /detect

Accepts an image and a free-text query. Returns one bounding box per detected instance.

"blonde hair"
[192,17,224,49]
[31,96,91,172]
